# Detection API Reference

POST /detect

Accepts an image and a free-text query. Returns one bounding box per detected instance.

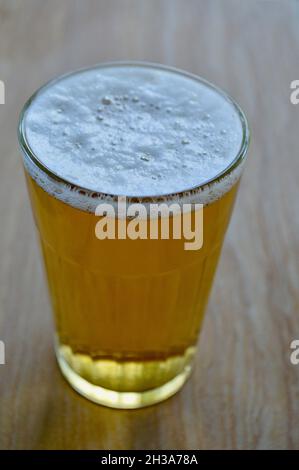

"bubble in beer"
[102,96,112,105]
[140,154,150,162]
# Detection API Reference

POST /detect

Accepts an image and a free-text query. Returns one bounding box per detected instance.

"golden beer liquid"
[25,172,239,407]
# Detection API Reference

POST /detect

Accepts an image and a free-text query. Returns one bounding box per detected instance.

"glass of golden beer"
[18,62,249,408]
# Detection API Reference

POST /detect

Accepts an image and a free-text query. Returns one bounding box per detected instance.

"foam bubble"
[20,63,248,212]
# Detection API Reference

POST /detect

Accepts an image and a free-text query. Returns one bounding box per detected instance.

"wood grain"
[0,0,299,450]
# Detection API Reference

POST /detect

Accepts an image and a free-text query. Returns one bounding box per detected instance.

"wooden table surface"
[1,0,299,450]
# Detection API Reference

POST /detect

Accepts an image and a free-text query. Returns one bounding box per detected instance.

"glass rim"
[18,60,250,203]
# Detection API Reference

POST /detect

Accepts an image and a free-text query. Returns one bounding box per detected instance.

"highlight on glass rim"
[2,0,298,457]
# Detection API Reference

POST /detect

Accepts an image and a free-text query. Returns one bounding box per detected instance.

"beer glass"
[18,63,249,408]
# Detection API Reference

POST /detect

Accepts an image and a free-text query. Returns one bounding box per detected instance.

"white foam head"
[19,63,249,211]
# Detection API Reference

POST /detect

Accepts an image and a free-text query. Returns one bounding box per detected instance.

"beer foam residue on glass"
[21,64,246,211]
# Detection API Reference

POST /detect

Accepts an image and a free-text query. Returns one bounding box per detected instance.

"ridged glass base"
[55,343,194,409]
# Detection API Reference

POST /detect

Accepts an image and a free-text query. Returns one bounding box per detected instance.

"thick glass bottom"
[55,343,195,409]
